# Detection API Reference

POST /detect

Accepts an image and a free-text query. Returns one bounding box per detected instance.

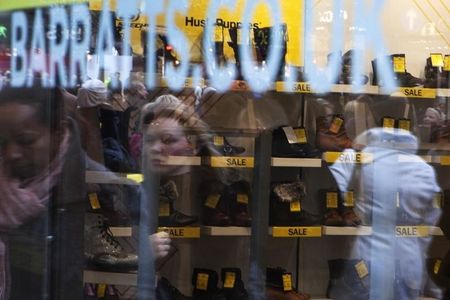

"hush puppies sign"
[9,0,397,93]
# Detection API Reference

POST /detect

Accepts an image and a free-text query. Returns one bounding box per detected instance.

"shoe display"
[270,181,322,226]
[84,213,138,271]
[340,50,369,85]
[198,136,245,157]
[226,181,252,227]
[159,180,198,227]
[424,55,449,88]
[327,259,370,300]
[200,180,231,226]
[315,115,353,152]
[272,126,320,158]
[221,268,248,300]
[372,54,424,87]
[341,208,361,227]
[192,268,226,300]
[157,277,192,300]
[253,24,288,80]
[324,209,344,226]
[266,267,311,300]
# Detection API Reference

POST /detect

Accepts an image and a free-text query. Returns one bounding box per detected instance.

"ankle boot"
[266,267,311,300]
[341,208,361,226]
[157,277,191,300]
[85,213,138,271]
[424,56,449,88]
[192,268,226,300]
[327,259,370,300]
[316,115,353,152]
[227,181,252,227]
[159,180,198,227]
[199,136,245,156]
[199,180,231,226]
[341,50,369,85]
[221,268,248,300]
[321,190,343,226]
[272,126,320,158]
[270,181,322,226]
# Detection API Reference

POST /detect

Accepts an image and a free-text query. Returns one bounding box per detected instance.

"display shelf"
[110,227,133,237]
[201,226,251,236]
[323,226,372,236]
[271,157,322,167]
[331,84,379,95]
[85,171,141,185]
[83,270,137,286]
[437,89,450,97]
[429,226,444,236]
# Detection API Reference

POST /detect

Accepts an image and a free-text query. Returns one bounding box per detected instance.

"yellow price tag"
[205,194,221,209]
[398,119,411,131]
[88,193,101,210]
[329,117,343,134]
[444,55,450,71]
[393,56,406,73]
[430,53,444,67]
[383,117,395,130]
[237,193,249,204]
[434,259,442,275]
[355,261,369,278]
[294,128,307,143]
[290,200,301,212]
[326,192,338,208]
[223,272,236,288]
[214,136,224,146]
[196,273,209,290]
[433,193,442,208]
[159,202,170,217]
[282,274,292,291]
[344,191,354,207]
[97,283,107,298]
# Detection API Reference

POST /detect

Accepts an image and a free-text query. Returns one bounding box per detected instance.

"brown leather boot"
[341,208,362,226]
[316,115,353,151]
[324,209,344,226]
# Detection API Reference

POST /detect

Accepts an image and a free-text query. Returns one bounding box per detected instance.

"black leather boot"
[327,259,370,300]
[199,180,231,226]
[157,277,191,300]
[272,126,320,158]
[192,268,226,300]
[221,268,248,300]
[226,181,252,227]
[159,180,198,227]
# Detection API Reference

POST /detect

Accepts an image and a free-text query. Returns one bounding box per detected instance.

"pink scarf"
[0,129,70,300]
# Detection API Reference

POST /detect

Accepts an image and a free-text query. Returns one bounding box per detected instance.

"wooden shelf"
[83,270,137,286]
[271,157,322,167]
[201,226,251,236]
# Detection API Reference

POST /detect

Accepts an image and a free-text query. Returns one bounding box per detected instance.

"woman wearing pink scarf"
[0,87,85,299]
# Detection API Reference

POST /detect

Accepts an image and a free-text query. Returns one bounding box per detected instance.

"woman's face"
[0,103,55,181]
[143,117,195,176]
[423,110,439,126]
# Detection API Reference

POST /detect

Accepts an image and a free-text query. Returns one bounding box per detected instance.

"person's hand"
[149,231,171,260]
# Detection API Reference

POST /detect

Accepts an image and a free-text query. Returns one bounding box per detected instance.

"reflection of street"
[0,26,6,39]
